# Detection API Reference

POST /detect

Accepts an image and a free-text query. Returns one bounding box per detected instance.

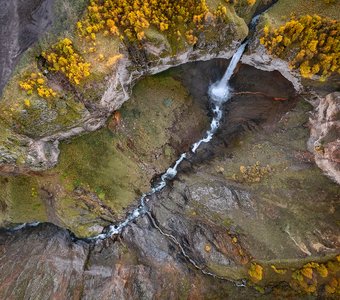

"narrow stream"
[92,41,249,240]
[8,40,248,239]
[9,9,264,239]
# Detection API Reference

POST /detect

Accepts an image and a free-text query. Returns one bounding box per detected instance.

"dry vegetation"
[248,256,340,295]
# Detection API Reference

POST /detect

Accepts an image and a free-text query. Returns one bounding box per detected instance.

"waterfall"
[191,41,248,153]
[209,42,248,103]
[9,40,248,240]
[92,41,248,240]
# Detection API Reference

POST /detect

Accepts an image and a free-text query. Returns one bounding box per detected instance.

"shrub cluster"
[77,0,210,44]
[291,259,340,294]
[16,0,259,102]
[19,72,57,99]
[42,38,91,85]
[260,15,340,80]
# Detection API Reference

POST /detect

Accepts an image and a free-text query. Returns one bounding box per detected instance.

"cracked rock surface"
[309,92,340,184]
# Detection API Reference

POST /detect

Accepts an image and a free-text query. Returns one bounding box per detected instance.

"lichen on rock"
[308,92,340,184]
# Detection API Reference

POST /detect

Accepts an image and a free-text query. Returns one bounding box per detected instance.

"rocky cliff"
[0,0,253,171]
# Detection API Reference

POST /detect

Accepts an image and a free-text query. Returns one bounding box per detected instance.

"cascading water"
[10,40,248,239]
[208,42,248,103]
[93,40,249,240]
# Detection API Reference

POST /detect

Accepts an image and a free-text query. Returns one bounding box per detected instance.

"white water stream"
[209,42,248,103]
[10,40,248,239]
[9,41,248,237]
[92,41,249,240]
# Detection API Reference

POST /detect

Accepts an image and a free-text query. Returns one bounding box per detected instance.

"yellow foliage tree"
[42,38,91,85]
[77,0,210,45]
[260,14,340,79]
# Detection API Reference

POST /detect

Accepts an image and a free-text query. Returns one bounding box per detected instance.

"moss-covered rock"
[243,0,340,91]
[0,69,209,237]
[0,0,255,170]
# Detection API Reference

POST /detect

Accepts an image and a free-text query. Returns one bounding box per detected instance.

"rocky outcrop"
[242,43,303,92]
[0,224,89,299]
[0,223,259,299]
[308,92,340,184]
[0,1,250,172]
[0,0,54,94]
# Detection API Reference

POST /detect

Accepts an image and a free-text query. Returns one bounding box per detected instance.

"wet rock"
[309,92,340,184]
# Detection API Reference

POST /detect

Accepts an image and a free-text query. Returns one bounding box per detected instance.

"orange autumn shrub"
[77,0,209,44]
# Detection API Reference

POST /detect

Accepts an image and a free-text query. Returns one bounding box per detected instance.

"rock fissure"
[78,243,94,299]
[145,210,247,287]
[233,91,288,101]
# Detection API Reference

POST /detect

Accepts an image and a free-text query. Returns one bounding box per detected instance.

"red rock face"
[309,92,340,184]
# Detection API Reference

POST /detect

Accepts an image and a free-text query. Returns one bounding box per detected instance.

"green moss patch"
[0,176,47,225]
[0,70,208,237]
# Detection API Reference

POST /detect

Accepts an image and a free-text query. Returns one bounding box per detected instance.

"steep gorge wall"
[0,0,54,94]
